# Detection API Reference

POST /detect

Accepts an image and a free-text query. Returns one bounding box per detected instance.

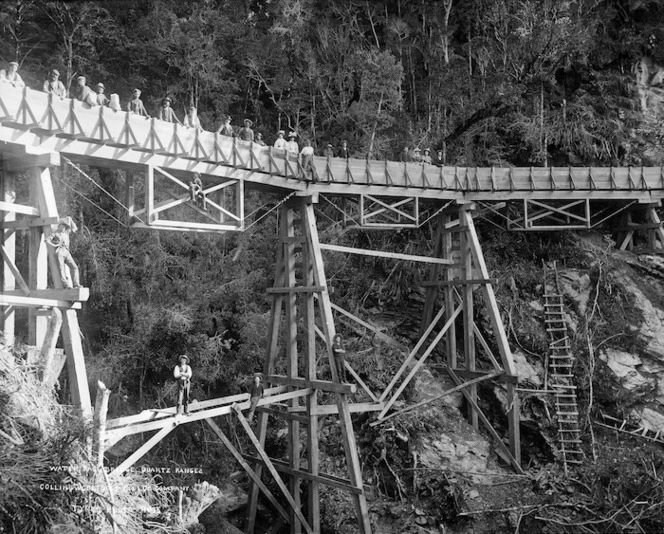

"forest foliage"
[1,0,663,164]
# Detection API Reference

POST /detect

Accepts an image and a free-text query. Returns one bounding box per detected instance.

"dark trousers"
[177,379,190,412]
[247,395,260,420]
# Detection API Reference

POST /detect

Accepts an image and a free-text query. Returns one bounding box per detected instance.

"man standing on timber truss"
[46,217,82,289]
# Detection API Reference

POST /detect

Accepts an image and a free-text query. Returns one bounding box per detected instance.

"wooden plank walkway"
[1,85,664,202]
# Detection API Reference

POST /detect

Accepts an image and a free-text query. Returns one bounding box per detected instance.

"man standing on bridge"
[274,130,287,150]
[174,355,192,415]
[128,88,150,117]
[0,61,25,88]
[158,97,182,125]
[43,69,66,99]
[73,76,97,107]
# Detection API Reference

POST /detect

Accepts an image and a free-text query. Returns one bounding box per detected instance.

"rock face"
[519,243,664,433]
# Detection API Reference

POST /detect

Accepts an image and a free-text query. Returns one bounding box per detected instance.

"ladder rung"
[551,384,577,389]
[543,294,563,298]
[545,318,566,323]
[548,327,568,332]
[560,439,582,444]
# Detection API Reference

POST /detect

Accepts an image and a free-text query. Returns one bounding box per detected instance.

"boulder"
[512,350,543,387]
[599,349,651,391]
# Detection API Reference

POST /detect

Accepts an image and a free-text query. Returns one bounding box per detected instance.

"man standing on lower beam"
[174,355,192,415]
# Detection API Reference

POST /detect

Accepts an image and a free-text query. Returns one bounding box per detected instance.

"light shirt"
[174,364,192,380]
[300,146,314,157]
[286,140,299,154]
[274,138,287,150]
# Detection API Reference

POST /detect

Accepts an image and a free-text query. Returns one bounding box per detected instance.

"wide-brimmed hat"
[51,69,60,76]
[244,119,253,126]
[424,148,430,153]
[163,96,172,103]
[178,354,190,363]
[277,130,285,136]
[256,132,263,138]
[327,143,333,147]
[132,88,141,93]
[76,76,86,82]
[57,216,78,233]
[288,131,297,138]
[225,115,232,121]
[9,61,18,68]
[96,82,104,89]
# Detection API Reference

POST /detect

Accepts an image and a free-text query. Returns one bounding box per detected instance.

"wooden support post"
[419,217,443,339]
[1,165,15,344]
[246,214,287,533]
[281,206,302,533]
[126,173,135,223]
[39,307,63,383]
[302,200,372,533]
[303,216,320,531]
[145,165,154,224]
[443,213,457,367]
[33,165,92,420]
[462,208,520,465]
[28,169,48,346]
[94,381,111,468]
[460,207,478,429]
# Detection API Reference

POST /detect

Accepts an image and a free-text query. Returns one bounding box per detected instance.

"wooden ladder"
[543,261,584,474]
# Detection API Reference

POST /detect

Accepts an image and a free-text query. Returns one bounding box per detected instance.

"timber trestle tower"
[3,84,664,531]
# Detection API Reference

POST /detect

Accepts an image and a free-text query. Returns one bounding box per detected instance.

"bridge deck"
[1,86,663,201]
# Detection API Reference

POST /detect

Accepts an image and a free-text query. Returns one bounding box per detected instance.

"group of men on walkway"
[4,60,447,167]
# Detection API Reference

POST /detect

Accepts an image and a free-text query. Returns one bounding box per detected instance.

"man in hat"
[158,96,182,124]
[273,130,287,150]
[255,132,266,146]
[422,148,432,165]
[128,88,150,117]
[300,140,317,181]
[94,82,109,106]
[238,119,254,142]
[73,76,97,107]
[246,374,264,421]
[43,69,66,98]
[286,131,299,156]
[399,146,411,163]
[338,140,350,160]
[216,115,233,136]
[174,355,192,415]
[0,61,24,88]
[332,334,347,382]
[323,143,334,158]
[184,105,202,131]
[45,217,81,289]
[434,149,444,167]
[188,172,207,210]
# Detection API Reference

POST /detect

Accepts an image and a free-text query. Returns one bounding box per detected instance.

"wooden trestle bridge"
[2,85,664,533]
